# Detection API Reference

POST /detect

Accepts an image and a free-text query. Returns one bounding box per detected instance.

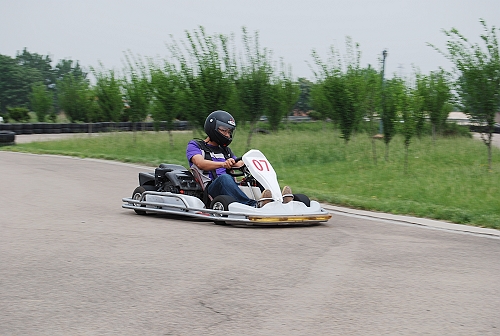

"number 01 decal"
[252,159,270,171]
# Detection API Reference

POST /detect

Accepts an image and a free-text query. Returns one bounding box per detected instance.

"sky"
[1,0,499,80]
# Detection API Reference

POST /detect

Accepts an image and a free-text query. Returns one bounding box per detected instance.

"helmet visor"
[215,120,235,138]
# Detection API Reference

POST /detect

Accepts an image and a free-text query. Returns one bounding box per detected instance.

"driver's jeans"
[207,174,257,207]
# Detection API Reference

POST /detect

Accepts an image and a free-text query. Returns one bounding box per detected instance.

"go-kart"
[122,149,332,226]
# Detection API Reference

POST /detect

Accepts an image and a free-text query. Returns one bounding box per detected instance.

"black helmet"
[204,110,236,147]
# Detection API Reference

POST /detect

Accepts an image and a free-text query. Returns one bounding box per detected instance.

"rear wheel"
[132,185,156,215]
[210,195,236,225]
[293,194,310,207]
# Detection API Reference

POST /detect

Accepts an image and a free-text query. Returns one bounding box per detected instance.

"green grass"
[2,124,499,229]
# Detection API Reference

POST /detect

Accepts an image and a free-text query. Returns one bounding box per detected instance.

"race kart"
[122,149,332,226]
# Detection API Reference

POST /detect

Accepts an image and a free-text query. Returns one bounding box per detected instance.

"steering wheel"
[225,156,245,177]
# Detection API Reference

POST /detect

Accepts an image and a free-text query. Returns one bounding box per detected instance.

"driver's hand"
[222,158,235,169]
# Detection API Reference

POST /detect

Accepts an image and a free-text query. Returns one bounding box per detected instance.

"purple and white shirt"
[186,140,236,186]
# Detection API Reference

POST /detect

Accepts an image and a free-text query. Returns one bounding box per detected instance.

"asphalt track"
[1,150,499,335]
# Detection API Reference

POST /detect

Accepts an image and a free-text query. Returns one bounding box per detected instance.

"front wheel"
[210,195,236,225]
[132,185,157,215]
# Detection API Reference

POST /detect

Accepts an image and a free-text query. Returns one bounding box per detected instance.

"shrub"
[7,107,30,123]
[442,122,472,137]
[308,110,323,120]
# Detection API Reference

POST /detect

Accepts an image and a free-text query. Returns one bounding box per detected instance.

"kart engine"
[154,165,203,198]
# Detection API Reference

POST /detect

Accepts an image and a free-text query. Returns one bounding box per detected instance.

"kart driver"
[186,110,292,208]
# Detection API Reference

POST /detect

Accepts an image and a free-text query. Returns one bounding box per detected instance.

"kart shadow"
[124,211,323,229]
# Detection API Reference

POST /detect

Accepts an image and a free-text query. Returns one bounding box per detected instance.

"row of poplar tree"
[0,22,498,167]
[0,28,300,147]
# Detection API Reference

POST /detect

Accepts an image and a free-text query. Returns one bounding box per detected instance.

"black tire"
[52,123,62,134]
[11,124,22,135]
[22,123,33,134]
[293,194,311,207]
[62,123,72,133]
[210,195,236,225]
[41,123,51,134]
[33,124,43,134]
[0,131,15,144]
[131,185,157,215]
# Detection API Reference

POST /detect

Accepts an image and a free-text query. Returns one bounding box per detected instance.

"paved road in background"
[472,132,500,148]
[1,151,499,335]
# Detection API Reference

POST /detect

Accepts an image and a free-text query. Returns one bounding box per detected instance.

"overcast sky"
[1,0,499,80]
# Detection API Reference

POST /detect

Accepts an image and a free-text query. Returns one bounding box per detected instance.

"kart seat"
[189,167,206,190]
[190,167,212,207]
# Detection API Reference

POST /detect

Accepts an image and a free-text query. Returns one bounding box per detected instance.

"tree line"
[0,22,498,169]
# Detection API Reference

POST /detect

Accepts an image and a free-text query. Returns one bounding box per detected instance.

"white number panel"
[242,150,282,201]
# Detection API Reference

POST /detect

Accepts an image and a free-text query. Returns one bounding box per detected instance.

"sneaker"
[282,186,293,204]
[258,189,273,208]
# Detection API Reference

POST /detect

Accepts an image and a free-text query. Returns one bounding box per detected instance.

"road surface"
[0,151,499,335]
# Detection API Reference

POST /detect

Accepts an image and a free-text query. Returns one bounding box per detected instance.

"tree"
[92,67,123,122]
[30,82,53,122]
[15,51,87,117]
[54,59,86,81]
[16,48,54,86]
[168,26,235,132]
[0,50,87,119]
[121,53,152,141]
[236,27,275,147]
[412,72,427,138]
[149,61,182,146]
[269,65,299,131]
[57,73,92,123]
[324,74,356,143]
[311,38,365,144]
[415,69,452,141]
[398,79,416,173]
[0,54,43,114]
[431,20,500,170]
[309,82,333,122]
[429,70,452,140]
[361,65,382,164]
[266,67,300,132]
[122,70,149,129]
[311,46,341,127]
[381,77,401,161]
[294,78,313,114]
